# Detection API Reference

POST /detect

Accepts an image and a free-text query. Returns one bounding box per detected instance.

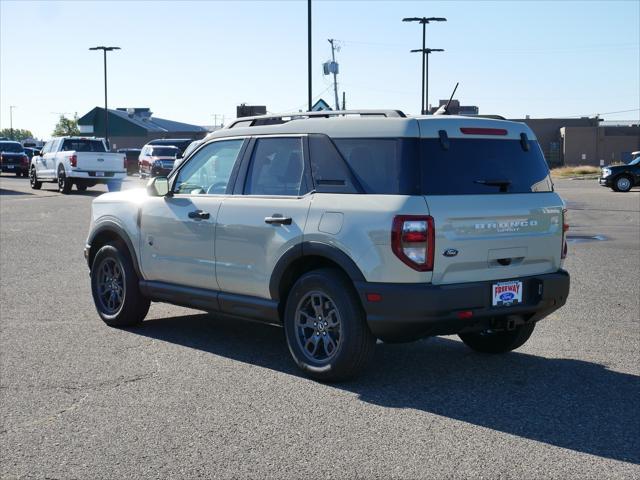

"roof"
[207,114,535,141]
[78,107,207,134]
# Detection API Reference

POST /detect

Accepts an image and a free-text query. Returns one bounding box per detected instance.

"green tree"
[0,128,35,142]
[52,114,80,137]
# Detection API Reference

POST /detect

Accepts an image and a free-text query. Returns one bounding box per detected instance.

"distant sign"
[581,153,587,160]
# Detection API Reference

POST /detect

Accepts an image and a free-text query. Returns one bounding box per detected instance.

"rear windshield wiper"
[474,179,512,192]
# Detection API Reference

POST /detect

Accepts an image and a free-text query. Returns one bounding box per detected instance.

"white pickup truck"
[30,137,126,193]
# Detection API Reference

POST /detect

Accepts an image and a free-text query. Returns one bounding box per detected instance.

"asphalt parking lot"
[1,174,638,479]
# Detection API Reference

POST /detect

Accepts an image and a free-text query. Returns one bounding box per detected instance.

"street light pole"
[403,16,446,114]
[411,48,444,114]
[89,46,120,150]
[9,105,16,139]
[308,0,312,112]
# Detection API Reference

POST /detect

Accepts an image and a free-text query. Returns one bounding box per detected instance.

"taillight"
[561,208,569,259]
[21,155,29,165]
[392,215,435,271]
[69,154,77,167]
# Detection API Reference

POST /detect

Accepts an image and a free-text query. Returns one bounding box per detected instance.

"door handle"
[188,210,210,220]
[265,214,292,225]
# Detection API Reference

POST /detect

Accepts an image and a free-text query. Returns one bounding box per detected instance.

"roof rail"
[226,109,406,129]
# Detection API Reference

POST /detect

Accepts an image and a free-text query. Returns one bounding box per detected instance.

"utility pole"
[307,0,312,112]
[9,105,16,139]
[403,16,446,114]
[410,48,444,114]
[89,46,120,150]
[328,39,340,111]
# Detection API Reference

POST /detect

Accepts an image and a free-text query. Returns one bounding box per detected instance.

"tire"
[613,175,633,193]
[459,322,536,354]
[283,268,376,381]
[107,181,122,192]
[15,171,21,177]
[29,167,42,190]
[76,183,87,191]
[57,166,71,194]
[90,242,150,327]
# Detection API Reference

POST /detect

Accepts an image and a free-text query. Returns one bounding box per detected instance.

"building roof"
[78,107,208,134]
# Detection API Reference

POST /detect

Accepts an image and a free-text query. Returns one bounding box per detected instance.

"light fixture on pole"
[89,46,120,149]
[403,16,446,114]
[410,48,444,114]
[9,105,17,139]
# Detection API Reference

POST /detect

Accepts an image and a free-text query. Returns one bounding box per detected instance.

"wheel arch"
[270,241,366,315]
[88,223,141,278]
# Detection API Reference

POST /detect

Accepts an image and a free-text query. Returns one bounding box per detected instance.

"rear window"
[152,147,178,157]
[0,142,24,153]
[61,139,106,152]
[421,138,552,194]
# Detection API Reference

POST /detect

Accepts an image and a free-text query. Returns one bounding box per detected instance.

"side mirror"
[147,176,169,197]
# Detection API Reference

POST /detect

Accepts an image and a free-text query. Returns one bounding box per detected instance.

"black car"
[0,141,29,177]
[117,148,142,175]
[599,153,640,192]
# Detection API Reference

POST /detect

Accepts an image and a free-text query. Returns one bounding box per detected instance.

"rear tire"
[29,167,42,190]
[283,268,376,381]
[76,183,87,191]
[613,175,633,192]
[90,242,150,327]
[459,322,535,354]
[57,166,71,194]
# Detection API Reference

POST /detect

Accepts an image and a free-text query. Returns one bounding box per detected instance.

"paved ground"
[1,174,639,479]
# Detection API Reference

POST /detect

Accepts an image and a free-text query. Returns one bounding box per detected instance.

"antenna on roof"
[434,82,459,116]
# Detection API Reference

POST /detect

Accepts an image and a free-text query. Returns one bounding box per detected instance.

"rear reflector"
[460,127,508,136]
[457,310,473,319]
[366,293,382,302]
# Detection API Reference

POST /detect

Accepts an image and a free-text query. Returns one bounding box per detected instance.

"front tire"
[613,175,633,192]
[459,322,535,354]
[283,268,376,381]
[57,166,71,194]
[29,167,42,189]
[90,242,150,327]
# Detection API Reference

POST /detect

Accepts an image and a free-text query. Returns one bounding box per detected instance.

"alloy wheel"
[95,257,126,315]
[294,291,342,363]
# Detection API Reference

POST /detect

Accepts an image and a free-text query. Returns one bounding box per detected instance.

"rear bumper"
[1,164,28,173]
[150,166,173,177]
[355,270,570,342]
[69,171,126,182]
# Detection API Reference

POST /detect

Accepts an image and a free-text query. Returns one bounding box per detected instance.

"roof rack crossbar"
[227,109,406,129]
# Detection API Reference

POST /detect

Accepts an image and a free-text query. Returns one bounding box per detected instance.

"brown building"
[560,124,640,166]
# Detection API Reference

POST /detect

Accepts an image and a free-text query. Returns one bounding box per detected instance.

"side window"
[41,141,52,155]
[244,137,305,196]
[174,139,245,195]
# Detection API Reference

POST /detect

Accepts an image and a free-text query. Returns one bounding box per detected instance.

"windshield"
[0,142,25,153]
[629,156,640,165]
[152,147,178,157]
[61,139,106,152]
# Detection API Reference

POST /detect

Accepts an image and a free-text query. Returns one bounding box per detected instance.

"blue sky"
[1,0,638,139]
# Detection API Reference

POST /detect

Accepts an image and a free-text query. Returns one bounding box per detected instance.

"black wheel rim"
[96,257,125,315]
[294,291,342,363]
[58,170,65,190]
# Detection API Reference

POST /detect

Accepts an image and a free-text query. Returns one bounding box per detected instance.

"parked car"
[138,145,179,178]
[599,153,640,192]
[172,139,203,171]
[84,110,570,381]
[0,141,29,176]
[146,138,194,157]
[23,147,40,161]
[117,148,142,175]
[30,137,126,193]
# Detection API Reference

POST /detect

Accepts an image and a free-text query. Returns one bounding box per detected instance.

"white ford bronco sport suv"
[85,110,570,381]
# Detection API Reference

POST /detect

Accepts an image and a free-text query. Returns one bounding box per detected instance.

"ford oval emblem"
[443,248,459,257]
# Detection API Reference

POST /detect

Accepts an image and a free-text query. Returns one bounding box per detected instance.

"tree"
[52,114,80,137]
[0,128,34,142]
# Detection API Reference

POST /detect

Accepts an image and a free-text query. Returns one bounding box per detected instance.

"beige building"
[560,124,640,166]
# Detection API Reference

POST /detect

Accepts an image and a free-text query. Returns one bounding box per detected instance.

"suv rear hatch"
[418,118,565,285]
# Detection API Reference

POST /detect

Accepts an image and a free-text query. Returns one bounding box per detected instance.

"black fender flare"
[87,221,142,278]
[269,241,366,300]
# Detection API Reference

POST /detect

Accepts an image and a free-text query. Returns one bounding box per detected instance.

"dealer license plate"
[492,281,523,307]
[95,172,105,177]
[6,165,14,169]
